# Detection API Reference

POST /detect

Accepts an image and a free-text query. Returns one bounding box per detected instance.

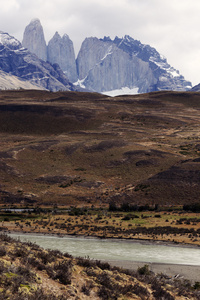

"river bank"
[7,231,200,284]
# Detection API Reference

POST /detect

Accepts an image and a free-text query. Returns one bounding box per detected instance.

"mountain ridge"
[21,19,192,95]
[0,19,193,93]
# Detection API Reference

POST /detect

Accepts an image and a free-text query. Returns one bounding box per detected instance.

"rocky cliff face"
[76,36,192,94]
[47,32,78,82]
[76,37,156,93]
[0,31,76,91]
[22,19,47,61]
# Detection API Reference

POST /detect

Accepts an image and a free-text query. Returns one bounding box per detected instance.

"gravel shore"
[107,260,200,283]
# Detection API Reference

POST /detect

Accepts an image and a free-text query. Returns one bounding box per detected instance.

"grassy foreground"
[0,233,200,300]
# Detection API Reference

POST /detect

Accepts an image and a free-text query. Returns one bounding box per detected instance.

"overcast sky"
[0,0,200,86]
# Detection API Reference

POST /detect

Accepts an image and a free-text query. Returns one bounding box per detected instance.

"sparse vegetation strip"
[0,205,200,246]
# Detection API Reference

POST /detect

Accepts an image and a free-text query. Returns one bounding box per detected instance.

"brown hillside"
[1,90,200,206]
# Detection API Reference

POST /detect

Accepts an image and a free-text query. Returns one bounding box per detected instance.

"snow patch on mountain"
[101,46,113,61]
[73,78,86,89]
[103,86,139,97]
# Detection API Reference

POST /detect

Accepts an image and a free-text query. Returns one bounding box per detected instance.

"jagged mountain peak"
[104,35,167,65]
[51,32,70,41]
[51,31,62,40]
[22,18,47,61]
[63,33,70,39]
[114,35,152,59]
[29,18,41,25]
[100,36,112,42]
[24,18,44,37]
[47,31,77,82]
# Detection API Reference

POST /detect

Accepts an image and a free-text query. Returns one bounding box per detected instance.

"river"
[8,233,200,266]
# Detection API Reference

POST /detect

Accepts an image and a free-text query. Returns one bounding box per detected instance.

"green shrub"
[193,282,200,290]
[137,264,150,275]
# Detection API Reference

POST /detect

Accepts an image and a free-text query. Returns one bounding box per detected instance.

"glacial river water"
[8,233,200,266]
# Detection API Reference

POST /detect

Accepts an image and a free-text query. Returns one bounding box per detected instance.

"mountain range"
[0,30,82,92]
[0,18,195,93]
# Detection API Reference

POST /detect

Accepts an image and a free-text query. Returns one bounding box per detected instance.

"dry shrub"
[0,246,6,257]
[47,260,72,285]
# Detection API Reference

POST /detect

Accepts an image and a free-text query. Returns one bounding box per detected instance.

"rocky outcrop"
[22,19,47,61]
[76,36,192,94]
[47,32,78,82]
[0,31,76,91]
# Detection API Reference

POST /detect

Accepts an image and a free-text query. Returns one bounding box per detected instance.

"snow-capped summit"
[0,31,22,50]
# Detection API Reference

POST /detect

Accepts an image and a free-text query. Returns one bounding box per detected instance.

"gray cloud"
[0,0,200,85]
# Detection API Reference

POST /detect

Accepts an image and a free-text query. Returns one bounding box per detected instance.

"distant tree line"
[183,203,200,213]
[108,202,160,212]
[109,202,200,213]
